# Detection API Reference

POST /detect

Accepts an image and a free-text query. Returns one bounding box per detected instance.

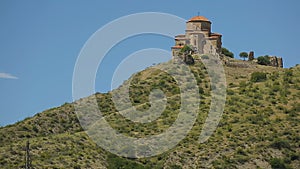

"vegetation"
[250,72,267,82]
[180,44,193,54]
[0,60,299,168]
[239,52,248,61]
[257,55,271,65]
[221,47,234,58]
[180,45,195,65]
[269,158,291,169]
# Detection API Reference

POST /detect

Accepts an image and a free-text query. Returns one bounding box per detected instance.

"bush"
[107,154,147,169]
[170,164,182,169]
[250,72,267,82]
[257,56,271,65]
[199,87,204,94]
[180,45,193,53]
[269,158,290,169]
[222,47,234,58]
[270,138,291,150]
[227,89,234,95]
[284,69,293,76]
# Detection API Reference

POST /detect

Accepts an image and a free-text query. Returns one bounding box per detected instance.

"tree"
[221,47,234,58]
[180,45,194,65]
[257,55,271,65]
[239,52,248,61]
[180,45,193,54]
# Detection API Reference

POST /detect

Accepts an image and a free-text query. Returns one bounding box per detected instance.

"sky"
[1,0,300,126]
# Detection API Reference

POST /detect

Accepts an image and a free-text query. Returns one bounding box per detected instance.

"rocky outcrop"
[269,56,283,68]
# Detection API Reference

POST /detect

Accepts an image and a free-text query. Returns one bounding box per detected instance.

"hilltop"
[0,58,299,168]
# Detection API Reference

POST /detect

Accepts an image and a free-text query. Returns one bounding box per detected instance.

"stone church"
[171,15,284,68]
[171,16,222,57]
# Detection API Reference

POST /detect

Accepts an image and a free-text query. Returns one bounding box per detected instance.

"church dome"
[188,16,211,22]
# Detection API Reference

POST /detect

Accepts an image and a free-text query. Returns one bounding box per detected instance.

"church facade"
[171,16,222,57]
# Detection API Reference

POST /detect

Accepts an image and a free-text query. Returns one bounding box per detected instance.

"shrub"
[250,72,267,82]
[257,55,270,65]
[198,87,204,94]
[284,69,293,76]
[269,158,290,169]
[180,45,193,54]
[170,165,182,169]
[239,81,247,88]
[107,154,147,169]
[270,138,291,150]
[221,47,234,58]
[227,89,234,95]
[272,85,281,92]
[236,147,247,156]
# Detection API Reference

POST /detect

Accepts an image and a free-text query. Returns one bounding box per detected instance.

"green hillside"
[0,59,299,169]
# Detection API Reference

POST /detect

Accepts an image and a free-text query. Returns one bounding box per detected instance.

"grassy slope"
[0,59,299,169]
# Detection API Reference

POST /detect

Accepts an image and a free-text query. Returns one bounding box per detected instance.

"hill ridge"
[0,61,299,168]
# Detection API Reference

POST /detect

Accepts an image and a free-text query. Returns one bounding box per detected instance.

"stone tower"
[248,51,254,61]
[171,16,222,57]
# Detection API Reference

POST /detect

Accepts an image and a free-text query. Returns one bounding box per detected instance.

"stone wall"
[247,50,283,68]
[269,56,283,68]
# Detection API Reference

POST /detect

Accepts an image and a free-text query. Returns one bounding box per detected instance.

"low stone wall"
[225,61,252,68]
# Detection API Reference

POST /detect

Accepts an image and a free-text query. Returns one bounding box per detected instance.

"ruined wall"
[248,51,254,61]
[247,50,283,68]
[269,56,283,68]
[277,57,283,68]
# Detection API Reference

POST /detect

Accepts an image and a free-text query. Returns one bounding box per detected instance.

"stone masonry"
[171,16,222,58]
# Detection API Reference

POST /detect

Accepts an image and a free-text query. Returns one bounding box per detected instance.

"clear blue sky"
[1,0,300,126]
